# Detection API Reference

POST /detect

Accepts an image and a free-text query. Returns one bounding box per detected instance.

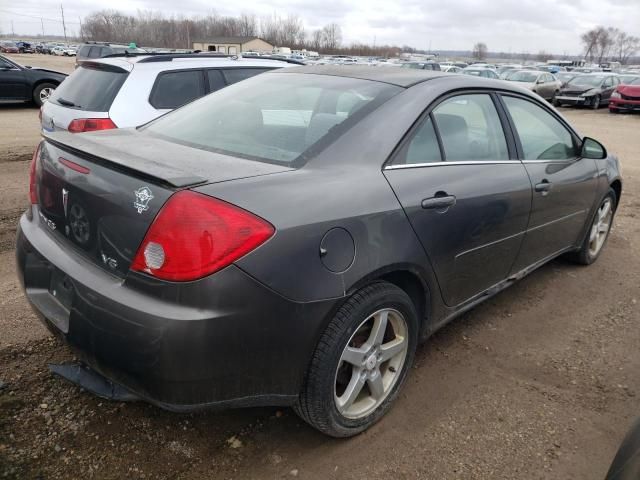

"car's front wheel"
[591,94,601,110]
[295,281,418,437]
[33,83,56,107]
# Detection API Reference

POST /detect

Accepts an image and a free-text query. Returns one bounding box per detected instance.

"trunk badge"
[134,187,154,214]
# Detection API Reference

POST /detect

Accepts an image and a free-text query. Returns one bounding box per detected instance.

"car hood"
[561,85,599,94]
[29,67,67,76]
[617,84,640,95]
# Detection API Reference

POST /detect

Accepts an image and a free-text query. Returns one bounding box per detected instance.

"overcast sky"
[2,0,639,54]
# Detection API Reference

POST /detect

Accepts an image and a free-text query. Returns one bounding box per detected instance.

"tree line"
[80,10,402,57]
[581,26,639,64]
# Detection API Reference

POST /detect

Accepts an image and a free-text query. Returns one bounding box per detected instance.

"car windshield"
[144,73,401,166]
[49,64,128,111]
[619,75,640,84]
[507,71,539,82]
[567,75,606,87]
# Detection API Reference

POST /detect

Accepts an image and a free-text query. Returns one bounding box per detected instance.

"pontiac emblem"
[133,186,154,214]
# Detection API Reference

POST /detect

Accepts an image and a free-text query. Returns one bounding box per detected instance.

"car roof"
[81,55,298,73]
[275,65,455,87]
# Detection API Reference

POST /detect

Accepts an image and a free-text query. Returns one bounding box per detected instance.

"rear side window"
[78,46,91,58]
[49,65,128,112]
[432,94,509,161]
[222,68,272,85]
[86,47,101,59]
[503,96,578,160]
[393,116,442,165]
[149,70,205,110]
[207,69,226,92]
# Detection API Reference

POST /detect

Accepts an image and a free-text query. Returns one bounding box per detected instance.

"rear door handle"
[421,195,456,210]
[535,180,551,193]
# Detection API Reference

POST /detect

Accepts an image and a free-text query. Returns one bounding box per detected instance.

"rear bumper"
[609,98,640,111]
[16,210,339,410]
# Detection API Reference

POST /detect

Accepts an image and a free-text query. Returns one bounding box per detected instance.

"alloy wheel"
[334,308,408,419]
[39,87,53,103]
[588,198,613,258]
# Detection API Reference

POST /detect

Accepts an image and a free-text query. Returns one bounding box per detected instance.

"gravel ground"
[0,57,639,479]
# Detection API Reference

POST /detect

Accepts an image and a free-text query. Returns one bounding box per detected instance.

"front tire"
[295,281,419,437]
[568,188,616,265]
[591,94,601,110]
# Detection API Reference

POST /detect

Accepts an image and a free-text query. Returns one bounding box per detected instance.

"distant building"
[192,37,273,55]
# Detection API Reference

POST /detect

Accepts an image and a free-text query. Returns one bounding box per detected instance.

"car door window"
[207,69,226,93]
[503,96,578,160]
[87,47,101,58]
[603,77,612,88]
[432,94,509,161]
[222,68,272,85]
[392,115,442,165]
[149,70,205,110]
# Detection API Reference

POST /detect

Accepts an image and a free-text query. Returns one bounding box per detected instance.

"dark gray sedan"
[17,66,622,437]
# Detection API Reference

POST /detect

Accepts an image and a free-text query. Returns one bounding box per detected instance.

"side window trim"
[384,89,521,170]
[497,92,582,163]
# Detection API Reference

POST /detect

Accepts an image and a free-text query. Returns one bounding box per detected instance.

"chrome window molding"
[384,160,521,170]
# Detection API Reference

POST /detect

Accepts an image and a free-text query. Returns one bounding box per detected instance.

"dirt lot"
[1,55,639,479]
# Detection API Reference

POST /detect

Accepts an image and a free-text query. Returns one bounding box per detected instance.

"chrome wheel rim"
[334,308,408,419]
[588,198,613,257]
[39,87,53,103]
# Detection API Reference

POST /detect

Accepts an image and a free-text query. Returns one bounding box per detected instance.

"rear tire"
[295,281,419,437]
[567,188,616,265]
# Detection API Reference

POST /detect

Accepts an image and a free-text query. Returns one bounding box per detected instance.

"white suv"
[41,54,299,133]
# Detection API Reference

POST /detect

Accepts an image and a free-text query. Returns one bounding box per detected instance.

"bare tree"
[612,30,640,64]
[472,42,488,60]
[321,23,342,51]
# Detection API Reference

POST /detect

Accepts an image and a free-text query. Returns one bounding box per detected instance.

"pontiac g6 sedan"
[17,66,622,437]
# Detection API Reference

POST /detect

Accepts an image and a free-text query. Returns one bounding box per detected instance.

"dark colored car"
[0,55,67,106]
[554,73,620,109]
[76,42,146,66]
[0,41,19,54]
[609,77,640,113]
[16,41,35,53]
[400,61,441,71]
[17,66,622,437]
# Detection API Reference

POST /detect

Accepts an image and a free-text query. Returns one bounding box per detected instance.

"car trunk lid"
[35,130,293,277]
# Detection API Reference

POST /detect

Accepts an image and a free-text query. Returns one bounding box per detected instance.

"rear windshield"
[49,64,128,112]
[144,73,401,166]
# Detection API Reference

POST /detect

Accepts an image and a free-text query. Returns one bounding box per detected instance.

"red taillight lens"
[131,191,274,282]
[67,118,117,133]
[29,143,41,205]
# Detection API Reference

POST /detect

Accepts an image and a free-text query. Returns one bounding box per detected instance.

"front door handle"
[422,194,456,210]
[535,180,552,193]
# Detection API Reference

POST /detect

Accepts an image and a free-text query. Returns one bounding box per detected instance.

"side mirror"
[581,137,607,159]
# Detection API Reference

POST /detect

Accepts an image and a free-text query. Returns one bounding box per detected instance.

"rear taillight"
[67,118,117,133]
[29,143,41,205]
[131,191,274,282]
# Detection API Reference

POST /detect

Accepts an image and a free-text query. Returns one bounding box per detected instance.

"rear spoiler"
[42,133,207,189]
